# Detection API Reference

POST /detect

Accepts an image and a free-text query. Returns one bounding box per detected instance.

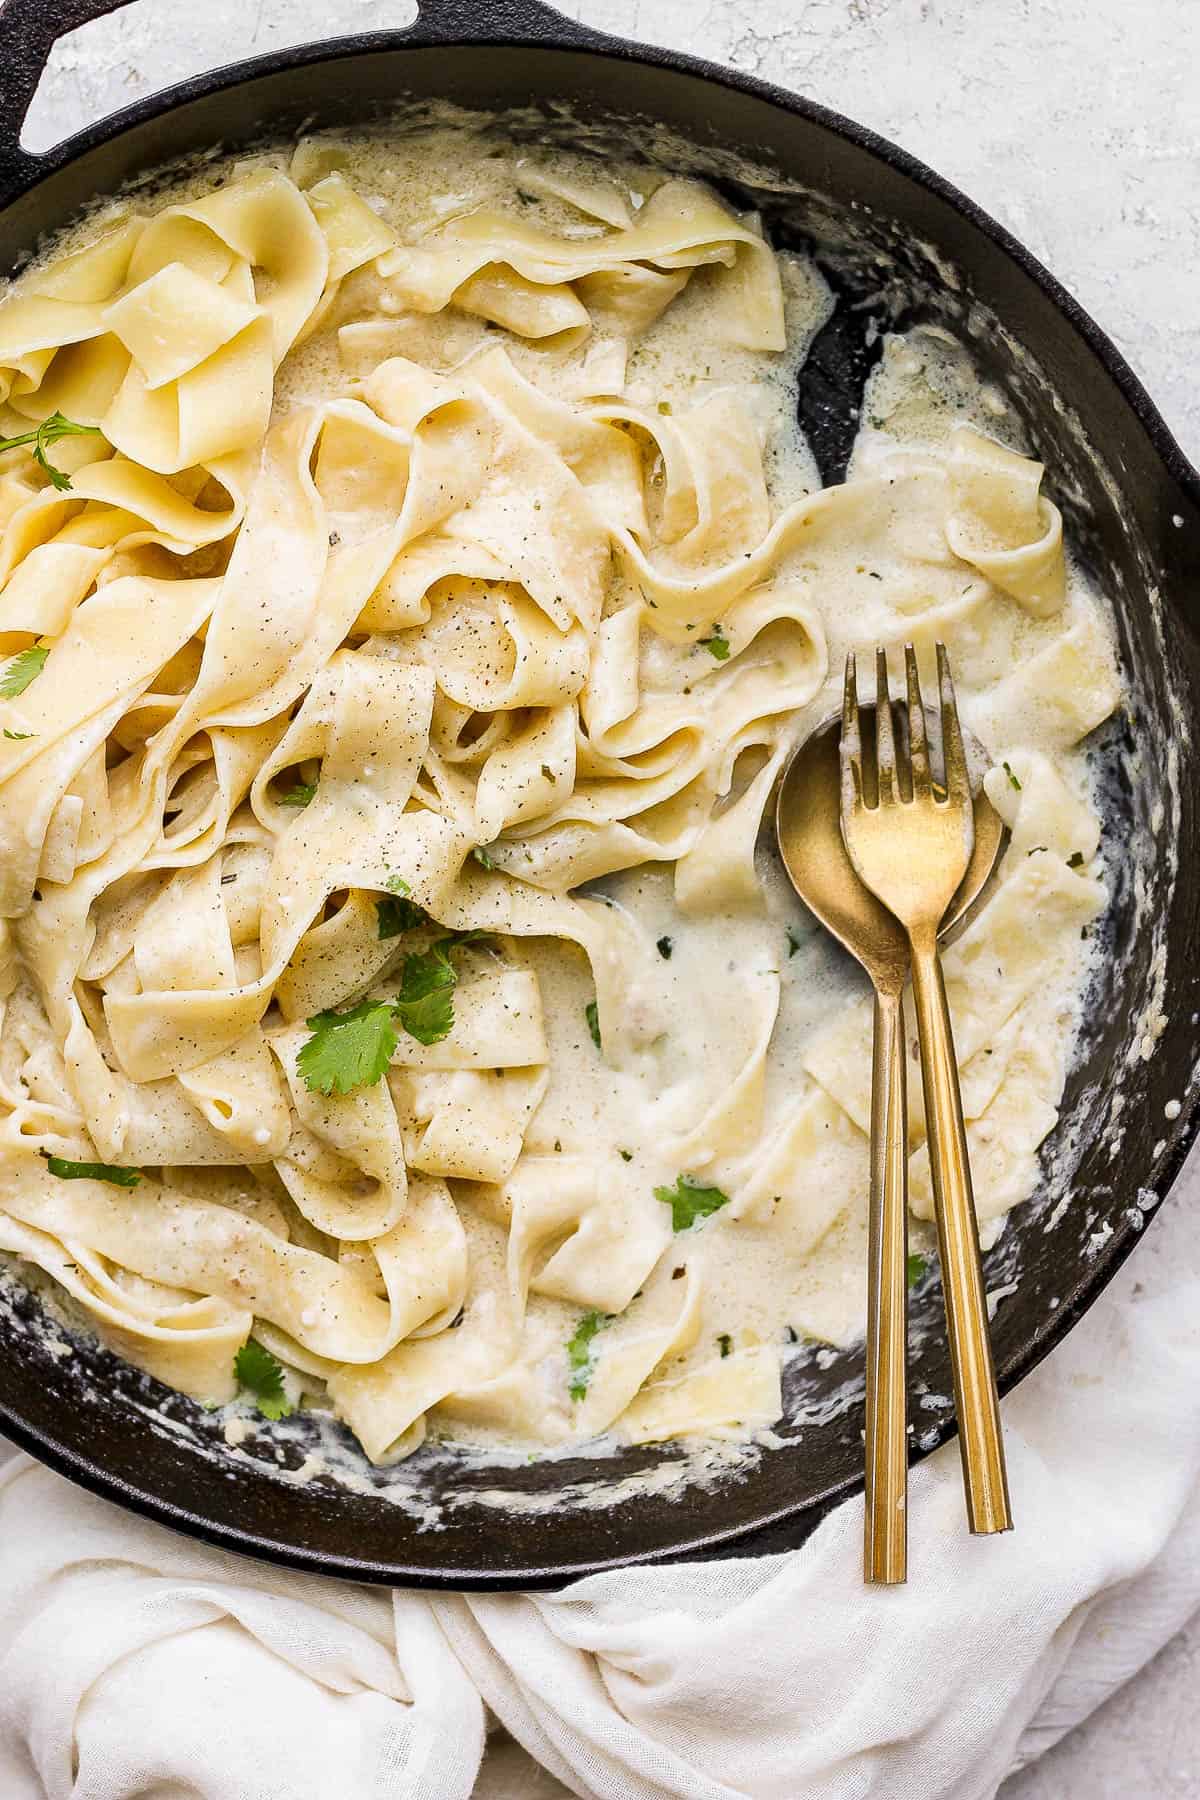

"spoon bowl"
[775,712,1005,983]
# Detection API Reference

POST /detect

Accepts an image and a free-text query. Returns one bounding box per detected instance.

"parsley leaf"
[717,1332,732,1358]
[376,892,427,938]
[1002,761,1022,791]
[3,728,33,740]
[297,939,468,1092]
[1067,850,1086,870]
[384,872,412,894]
[699,627,730,661]
[280,779,317,807]
[393,940,457,1045]
[907,1253,927,1287]
[655,1173,731,1233]
[0,644,48,699]
[656,935,673,960]
[566,1309,610,1401]
[786,927,803,958]
[296,998,398,1096]
[472,845,497,870]
[234,1339,293,1421]
[585,998,602,1051]
[41,1150,140,1187]
[0,412,102,492]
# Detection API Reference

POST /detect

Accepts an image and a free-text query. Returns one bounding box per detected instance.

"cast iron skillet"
[0,0,1197,1590]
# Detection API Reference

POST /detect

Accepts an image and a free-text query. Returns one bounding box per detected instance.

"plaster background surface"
[10,2,1200,1794]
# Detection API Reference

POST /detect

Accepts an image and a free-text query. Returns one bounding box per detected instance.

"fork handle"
[865,980,909,1583]
[909,931,1013,1534]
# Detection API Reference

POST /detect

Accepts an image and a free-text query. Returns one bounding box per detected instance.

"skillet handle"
[404,0,618,49]
[0,0,620,211]
[0,0,134,200]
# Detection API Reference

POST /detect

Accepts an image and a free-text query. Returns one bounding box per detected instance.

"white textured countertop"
[18,2,1200,1795]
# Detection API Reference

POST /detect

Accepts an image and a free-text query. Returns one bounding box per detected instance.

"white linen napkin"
[2,1162,1198,1800]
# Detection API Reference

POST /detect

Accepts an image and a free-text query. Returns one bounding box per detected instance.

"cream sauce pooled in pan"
[0,125,1120,1463]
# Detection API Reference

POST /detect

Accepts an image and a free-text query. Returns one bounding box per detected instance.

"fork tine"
[905,644,932,797]
[874,648,897,803]
[841,652,865,815]
[936,642,970,804]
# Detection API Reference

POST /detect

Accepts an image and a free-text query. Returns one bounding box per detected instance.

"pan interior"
[0,69,1196,1586]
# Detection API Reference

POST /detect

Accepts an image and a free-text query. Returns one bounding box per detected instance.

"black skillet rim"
[0,3,1197,1586]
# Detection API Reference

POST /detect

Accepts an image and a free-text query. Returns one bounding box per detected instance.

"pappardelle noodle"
[0,129,1120,1463]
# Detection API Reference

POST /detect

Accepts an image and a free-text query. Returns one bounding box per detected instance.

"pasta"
[0,127,1121,1464]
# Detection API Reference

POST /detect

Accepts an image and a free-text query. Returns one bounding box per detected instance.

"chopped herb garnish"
[2,728,33,740]
[0,411,102,492]
[234,1339,293,1421]
[393,940,458,1046]
[907,1253,927,1287]
[655,1173,732,1233]
[297,998,399,1096]
[786,927,803,958]
[1067,850,1086,869]
[298,933,474,1079]
[699,628,731,661]
[618,1148,633,1162]
[566,1309,610,1401]
[376,892,427,938]
[717,1332,732,1358]
[472,845,497,870]
[384,873,410,894]
[1002,761,1021,791]
[0,644,48,699]
[41,1150,140,1187]
[451,928,489,948]
[1027,845,1048,857]
[786,1325,799,1344]
[280,779,317,807]
[585,998,602,1051]
[656,935,673,960]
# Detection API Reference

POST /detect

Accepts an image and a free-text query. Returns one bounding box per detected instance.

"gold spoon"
[775,708,1004,1583]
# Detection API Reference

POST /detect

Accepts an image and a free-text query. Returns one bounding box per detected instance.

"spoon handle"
[909,929,1012,1535]
[865,981,909,1583]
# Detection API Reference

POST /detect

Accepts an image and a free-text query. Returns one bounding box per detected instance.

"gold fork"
[840,643,1012,1536]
